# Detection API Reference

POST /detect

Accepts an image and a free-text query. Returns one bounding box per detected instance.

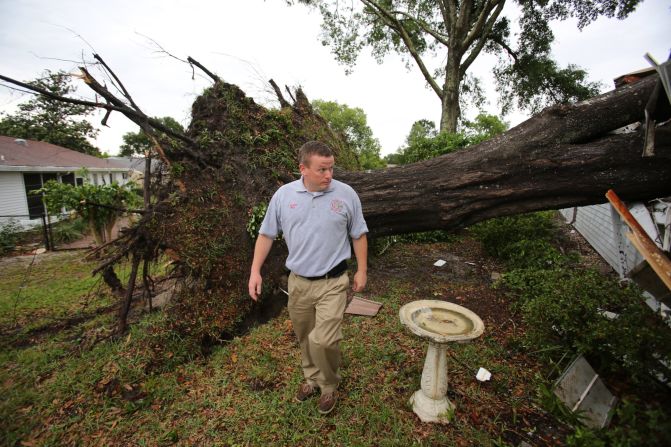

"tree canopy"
[386,113,507,164]
[119,117,185,157]
[312,99,385,169]
[290,0,640,132]
[0,70,101,156]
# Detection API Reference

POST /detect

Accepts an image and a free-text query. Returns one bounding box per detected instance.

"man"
[248,140,368,415]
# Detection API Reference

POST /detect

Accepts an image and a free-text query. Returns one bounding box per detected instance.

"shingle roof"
[0,135,127,171]
[108,156,162,172]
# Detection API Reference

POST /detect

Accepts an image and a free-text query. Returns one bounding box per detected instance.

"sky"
[0,0,669,156]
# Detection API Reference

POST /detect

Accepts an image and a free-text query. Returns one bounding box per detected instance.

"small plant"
[0,219,22,254]
[51,216,86,244]
[246,202,268,239]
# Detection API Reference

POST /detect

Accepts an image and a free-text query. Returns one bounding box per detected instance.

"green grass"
[0,252,115,331]
[1,243,562,446]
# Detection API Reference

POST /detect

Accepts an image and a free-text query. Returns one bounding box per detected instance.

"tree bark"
[118,254,140,334]
[440,55,462,133]
[341,75,671,237]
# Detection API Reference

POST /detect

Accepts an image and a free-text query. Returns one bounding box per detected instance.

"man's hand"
[352,234,368,293]
[248,272,263,301]
[352,270,367,292]
[248,235,274,301]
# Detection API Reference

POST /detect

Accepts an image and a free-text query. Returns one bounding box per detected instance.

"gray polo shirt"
[259,177,368,277]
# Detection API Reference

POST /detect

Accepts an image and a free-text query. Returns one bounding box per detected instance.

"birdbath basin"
[399,300,484,424]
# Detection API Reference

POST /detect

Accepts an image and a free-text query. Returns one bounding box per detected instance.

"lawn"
[1,226,669,446]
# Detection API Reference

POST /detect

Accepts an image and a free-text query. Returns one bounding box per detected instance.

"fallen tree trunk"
[342,75,671,236]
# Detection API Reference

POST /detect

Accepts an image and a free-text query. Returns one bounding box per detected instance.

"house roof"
[0,135,127,172]
[107,156,162,172]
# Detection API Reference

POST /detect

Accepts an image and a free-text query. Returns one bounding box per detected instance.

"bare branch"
[78,67,203,160]
[361,0,444,99]
[285,86,297,104]
[388,9,450,46]
[269,79,291,108]
[463,0,504,49]
[0,73,125,112]
[136,32,189,63]
[94,54,142,112]
[80,200,146,215]
[187,56,220,83]
[460,1,505,73]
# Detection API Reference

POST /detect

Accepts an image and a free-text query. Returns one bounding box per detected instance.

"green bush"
[566,398,671,447]
[474,209,671,446]
[500,267,671,383]
[471,211,557,256]
[51,216,87,243]
[0,219,22,254]
[470,211,575,269]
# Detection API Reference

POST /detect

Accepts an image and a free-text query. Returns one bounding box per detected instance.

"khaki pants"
[287,271,349,394]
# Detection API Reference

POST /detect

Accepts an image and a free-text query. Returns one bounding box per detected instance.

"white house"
[0,135,130,227]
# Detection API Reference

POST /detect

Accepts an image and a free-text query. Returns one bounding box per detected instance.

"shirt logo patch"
[289,202,298,209]
[330,199,344,214]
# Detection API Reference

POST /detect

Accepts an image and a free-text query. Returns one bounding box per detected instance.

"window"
[23,173,78,219]
[23,173,44,219]
[61,173,75,186]
[42,173,57,185]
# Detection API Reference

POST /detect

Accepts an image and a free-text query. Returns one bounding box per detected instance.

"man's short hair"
[299,141,333,166]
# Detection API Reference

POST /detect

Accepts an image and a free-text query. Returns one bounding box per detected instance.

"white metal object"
[554,356,617,429]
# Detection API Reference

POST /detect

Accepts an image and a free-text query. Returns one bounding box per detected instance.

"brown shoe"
[318,391,338,415]
[294,382,317,402]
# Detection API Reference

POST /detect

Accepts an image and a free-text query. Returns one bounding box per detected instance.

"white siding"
[0,171,29,219]
[560,203,644,276]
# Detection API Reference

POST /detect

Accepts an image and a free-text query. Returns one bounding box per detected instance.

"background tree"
[289,0,638,132]
[119,116,185,156]
[312,99,385,169]
[0,70,101,156]
[387,113,507,164]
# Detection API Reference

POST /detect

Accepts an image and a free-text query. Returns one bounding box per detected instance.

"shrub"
[501,266,671,384]
[0,219,22,254]
[51,217,87,244]
[471,211,557,258]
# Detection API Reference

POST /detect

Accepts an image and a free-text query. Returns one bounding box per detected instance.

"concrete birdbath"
[399,300,485,424]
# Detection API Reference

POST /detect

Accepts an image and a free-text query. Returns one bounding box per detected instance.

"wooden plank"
[606,189,671,291]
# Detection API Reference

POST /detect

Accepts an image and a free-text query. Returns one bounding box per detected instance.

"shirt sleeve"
[258,191,282,238]
[348,190,368,239]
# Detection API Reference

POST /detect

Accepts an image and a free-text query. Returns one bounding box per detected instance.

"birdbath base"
[409,389,455,424]
[409,341,455,424]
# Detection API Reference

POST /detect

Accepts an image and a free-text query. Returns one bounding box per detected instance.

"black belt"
[297,260,348,281]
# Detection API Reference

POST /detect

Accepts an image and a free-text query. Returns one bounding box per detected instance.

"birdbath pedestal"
[399,300,484,424]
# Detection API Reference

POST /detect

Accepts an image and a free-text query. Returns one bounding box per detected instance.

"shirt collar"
[295,176,335,195]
